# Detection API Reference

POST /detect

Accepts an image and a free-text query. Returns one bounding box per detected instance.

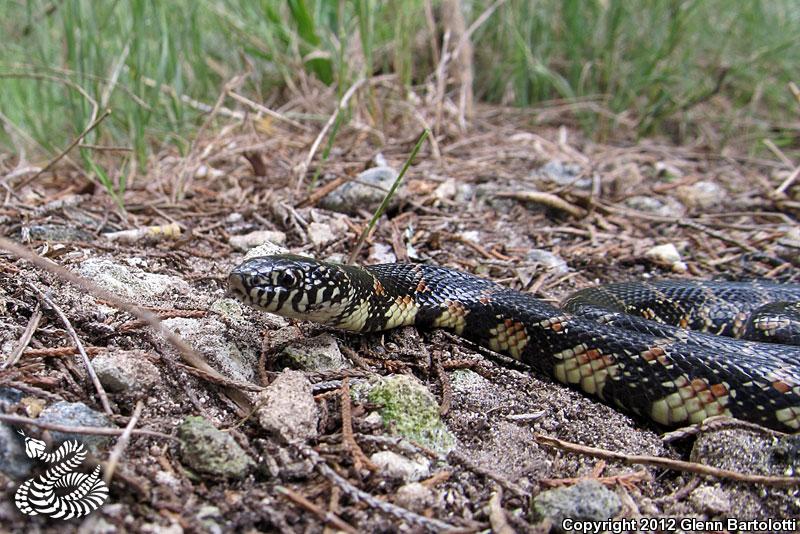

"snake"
[227,254,800,432]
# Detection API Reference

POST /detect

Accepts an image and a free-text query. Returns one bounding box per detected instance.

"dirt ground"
[1,99,799,532]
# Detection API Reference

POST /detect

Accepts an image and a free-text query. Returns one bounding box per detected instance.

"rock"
[280,334,346,371]
[229,230,287,252]
[532,480,621,530]
[434,179,473,204]
[307,222,336,247]
[319,166,400,215]
[369,451,431,482]
[357,375,455,453]
[527,249,568,275]
[368,243,396,264]
[624,195,685,217]
[178,416,254,479]
[243,241,291,260]
[77,259,190,302]
[0,421,36,479]
[37,401,114,455]
[644,243,687,273]
[676,180,726,210]
[535,161,593,190]
[25,224,94,242]
[162,317,257,383]
[92,350,160,394]
[394,482,435,511]
[689,485,730,515]
[195,505,224,534]
[257,370,318,443]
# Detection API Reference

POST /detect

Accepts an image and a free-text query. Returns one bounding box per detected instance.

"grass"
[0,0,797,199]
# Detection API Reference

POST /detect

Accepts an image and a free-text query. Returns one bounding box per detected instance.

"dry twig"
[104,400,144,484]
[276,485,358,534]
[2,302,41,369]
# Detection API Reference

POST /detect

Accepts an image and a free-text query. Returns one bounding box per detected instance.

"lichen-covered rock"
[280,334,346,371]
[357,375,455,453]
[178,416,254,479]
[229,230,287,252]
[532,480,621,532]
[257,370,318,443]
[319,166,400,215]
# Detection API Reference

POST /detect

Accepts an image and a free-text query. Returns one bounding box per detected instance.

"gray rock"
[689,485,730,515]
[0,422,35,479]
[394,482,435,512]
[162,317,257,383]
[624,195,685,217]
[229,230,287,252]
[307,222,336,247]
[280,334,346,371]
[77,259,190,302]
[257,370,318,443]
[25,224,94,242]
[369,451,430,482]
[676,180,726,210]
[535,161,592,190]
[195,505,224,534]
[526,249,568,275]
[91,350,160,394]
[368,243,396,264]
[37,401,114,455]
[319,166,400,215]
[532,480,621,530]
[178,416,254,479]
[243,241,291,260]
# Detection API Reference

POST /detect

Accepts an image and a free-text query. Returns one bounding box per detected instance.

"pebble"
[531,480,621,528]
[676,180,726,210]
[257,370,318,443]
[624,195,685,217]
[535,160,593,190]
[319,166,400,215]
[77,259,190,302]
[228,230,287,252]
[369,451,431,482]
[394,482,435,512]
[178,416,254,479]
[91,350,160,394]
[37,401,114,455]
[689,485,731,515]
[644,243,687,273]
[368,243,396,264]
[25,224,94,242]
[307,222,337,247]
[280,334,346,371]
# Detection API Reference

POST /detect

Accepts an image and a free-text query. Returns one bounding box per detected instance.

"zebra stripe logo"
[14,430,109,520]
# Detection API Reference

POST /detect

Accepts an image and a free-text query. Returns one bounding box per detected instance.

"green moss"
[362,375,455,453]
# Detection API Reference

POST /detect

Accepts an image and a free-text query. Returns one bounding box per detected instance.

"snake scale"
[228,254,800,432]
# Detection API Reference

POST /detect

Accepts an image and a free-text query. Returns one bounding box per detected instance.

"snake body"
[228,255,800,432]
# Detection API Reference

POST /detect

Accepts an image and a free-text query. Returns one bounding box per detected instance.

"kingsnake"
[228,255,800,432]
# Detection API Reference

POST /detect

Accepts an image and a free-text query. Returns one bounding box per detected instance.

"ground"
[0,101,799,532]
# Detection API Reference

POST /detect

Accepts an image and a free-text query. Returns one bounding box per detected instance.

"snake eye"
[277,270,299,289]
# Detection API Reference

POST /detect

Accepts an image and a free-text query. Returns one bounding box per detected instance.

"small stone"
[25,224,94,242]
[257,370,318,443]
[644,243,687,273]
[307,222,336,247]
[37,401,114,455]
[229,230,287,252]
[676,180,726,210]
[319,166,400,215]
[178,416,254,479]
[356,375,455,453]
[526,249,568,275]
[394,482,435,511]
[0,421,35,479]
[532,480,621,529]
[280,334,346,371]
[368,243,396,264]
[77,259,190,302]
[535,161,592,190]
[624,195,685,217]
[369,451,431,482]
[92,350,160,394]
[196,505,224,534]
[244,241,291,260]
[689,485,730,515]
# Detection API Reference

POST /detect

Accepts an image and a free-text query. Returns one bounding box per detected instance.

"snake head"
[17,430,46,459]
[228,254,351,324]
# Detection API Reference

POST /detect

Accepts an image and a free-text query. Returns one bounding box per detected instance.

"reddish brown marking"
[773,381,791,394]
[415,279,429,293]
[690,378,708,393]
[679,317,689,329]
[374,279,385,296]
[550,322,565,332]
[641,346,667,363]
[709,383,728,398]
[479,296,492,305]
